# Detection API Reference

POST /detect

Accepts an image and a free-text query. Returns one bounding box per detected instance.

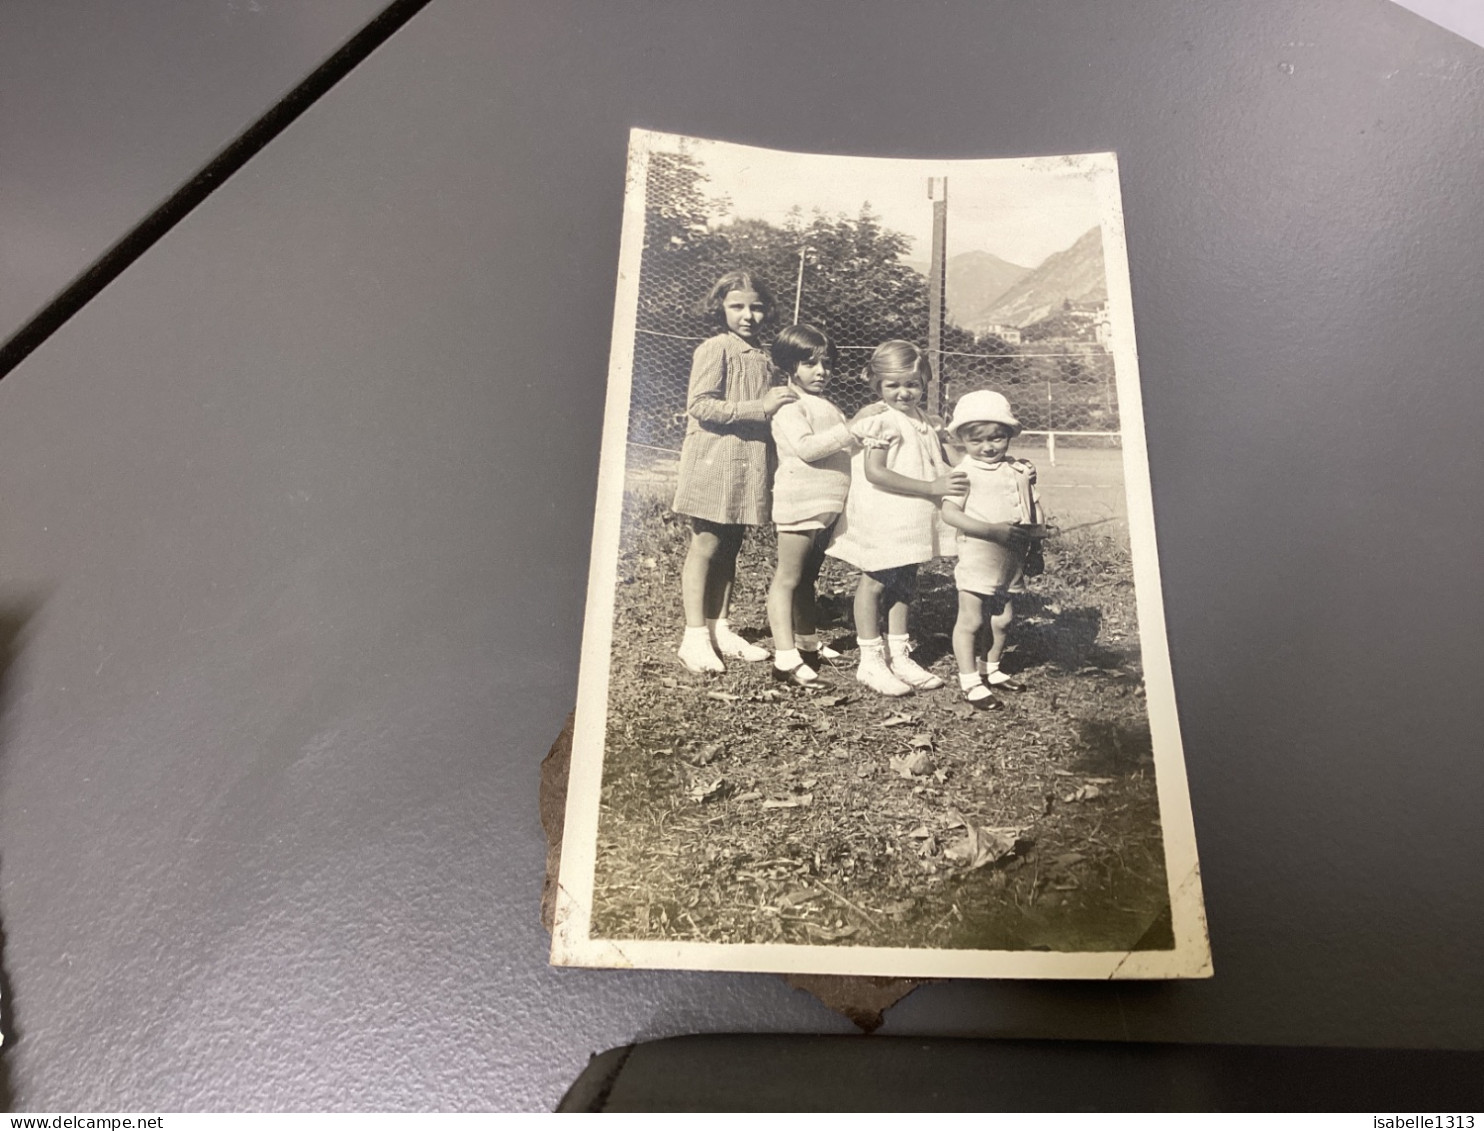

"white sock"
[986,660,1001,675]
[959,672,983,692]
[774,648,802,670]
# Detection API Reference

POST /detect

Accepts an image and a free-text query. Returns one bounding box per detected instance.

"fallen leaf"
[733,790,763,803]
[880,713,918,728]
[813,693,852,708]
[803,922,858,941]
[779,889,822,908]
[706,691,741,704]
[878,899,916,916]
[1064,784,1103,803]
[906,825,933,839]
[762,793,814,809]
[679,741,725,766]
[933,768,950,783]
[660,677,678,689]
[944,824,1021,870]
[908,733,934,749]
[888,751,933,778]
[948,700,976,720]
[1054,853,1086,869]
[688,776,729,803]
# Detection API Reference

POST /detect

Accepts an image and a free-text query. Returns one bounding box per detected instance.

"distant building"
[975,322,1022,345]
[1094,302,1112,347]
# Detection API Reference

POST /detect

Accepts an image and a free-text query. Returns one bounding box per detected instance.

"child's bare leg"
[678,520,728,672]
[768,531,813,653]
[987,597,1015,666]
[681,523,723,628]
[984,597,1023,689]
[706,525,744,621]
[949,589,999,706]
[953,590,985,675]
[792,531,828,639]
[708,525,766,661]
[882,564,917,638]
[853,572,886,643]
[884,567,942,690]
[853,571,911,696]
[885,598,910,638]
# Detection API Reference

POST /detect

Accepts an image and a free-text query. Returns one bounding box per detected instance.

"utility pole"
[926,177,948,417]
[793,245,811,323]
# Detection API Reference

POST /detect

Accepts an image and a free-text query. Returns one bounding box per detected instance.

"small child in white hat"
[940,389,1043,708]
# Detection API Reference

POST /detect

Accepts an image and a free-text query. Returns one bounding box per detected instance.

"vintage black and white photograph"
[552,130,1210,979]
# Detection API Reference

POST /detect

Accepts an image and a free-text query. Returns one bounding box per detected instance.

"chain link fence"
[625,145,1120,477]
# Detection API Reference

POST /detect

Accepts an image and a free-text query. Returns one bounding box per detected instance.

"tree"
[635,145,731,335]
[631,147,945,422]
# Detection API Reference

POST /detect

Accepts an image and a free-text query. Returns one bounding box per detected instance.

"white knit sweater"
[769,392,853,524]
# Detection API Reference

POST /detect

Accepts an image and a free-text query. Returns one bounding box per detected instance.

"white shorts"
[775,513,838,534]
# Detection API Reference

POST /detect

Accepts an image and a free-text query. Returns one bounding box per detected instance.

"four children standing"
[672,270,1045,709]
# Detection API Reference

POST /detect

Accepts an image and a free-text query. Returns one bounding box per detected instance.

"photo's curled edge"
[551,128,1212,982]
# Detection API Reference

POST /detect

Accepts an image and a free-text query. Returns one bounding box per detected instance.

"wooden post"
[926,177,948,418]
[793,245,808,323]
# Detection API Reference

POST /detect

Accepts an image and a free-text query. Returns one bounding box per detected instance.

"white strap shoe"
[713,625,769,662]
[856,646,913,697]
[887,645,945,691]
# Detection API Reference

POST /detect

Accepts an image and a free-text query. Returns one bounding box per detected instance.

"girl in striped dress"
[672,270,798,673]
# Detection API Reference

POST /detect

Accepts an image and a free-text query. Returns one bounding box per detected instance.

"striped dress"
[671,332,776,526]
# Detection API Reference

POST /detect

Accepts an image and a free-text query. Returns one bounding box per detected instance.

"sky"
[662,133,1109,269]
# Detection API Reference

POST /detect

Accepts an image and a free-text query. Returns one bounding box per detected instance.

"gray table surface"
[0,0,388,340]
[1,0,1481,1112]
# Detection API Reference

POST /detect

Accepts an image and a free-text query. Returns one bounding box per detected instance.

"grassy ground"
[590,489,1172,953]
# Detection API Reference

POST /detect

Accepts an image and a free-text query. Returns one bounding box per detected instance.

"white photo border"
[551,129,1211,980]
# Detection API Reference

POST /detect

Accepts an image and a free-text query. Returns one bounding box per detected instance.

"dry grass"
[590,493,1171,952]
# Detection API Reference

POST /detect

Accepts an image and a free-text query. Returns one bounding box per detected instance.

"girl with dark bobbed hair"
[765,324,852,685]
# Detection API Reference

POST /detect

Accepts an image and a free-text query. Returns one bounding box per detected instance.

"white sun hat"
[947,389,1022,439]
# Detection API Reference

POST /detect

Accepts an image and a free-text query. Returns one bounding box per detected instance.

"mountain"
[944,251,1032,327]
[971,226,1106,330]
[905,251,1031,328]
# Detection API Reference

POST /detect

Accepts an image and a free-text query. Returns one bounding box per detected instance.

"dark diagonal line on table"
[0,0,436,382]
